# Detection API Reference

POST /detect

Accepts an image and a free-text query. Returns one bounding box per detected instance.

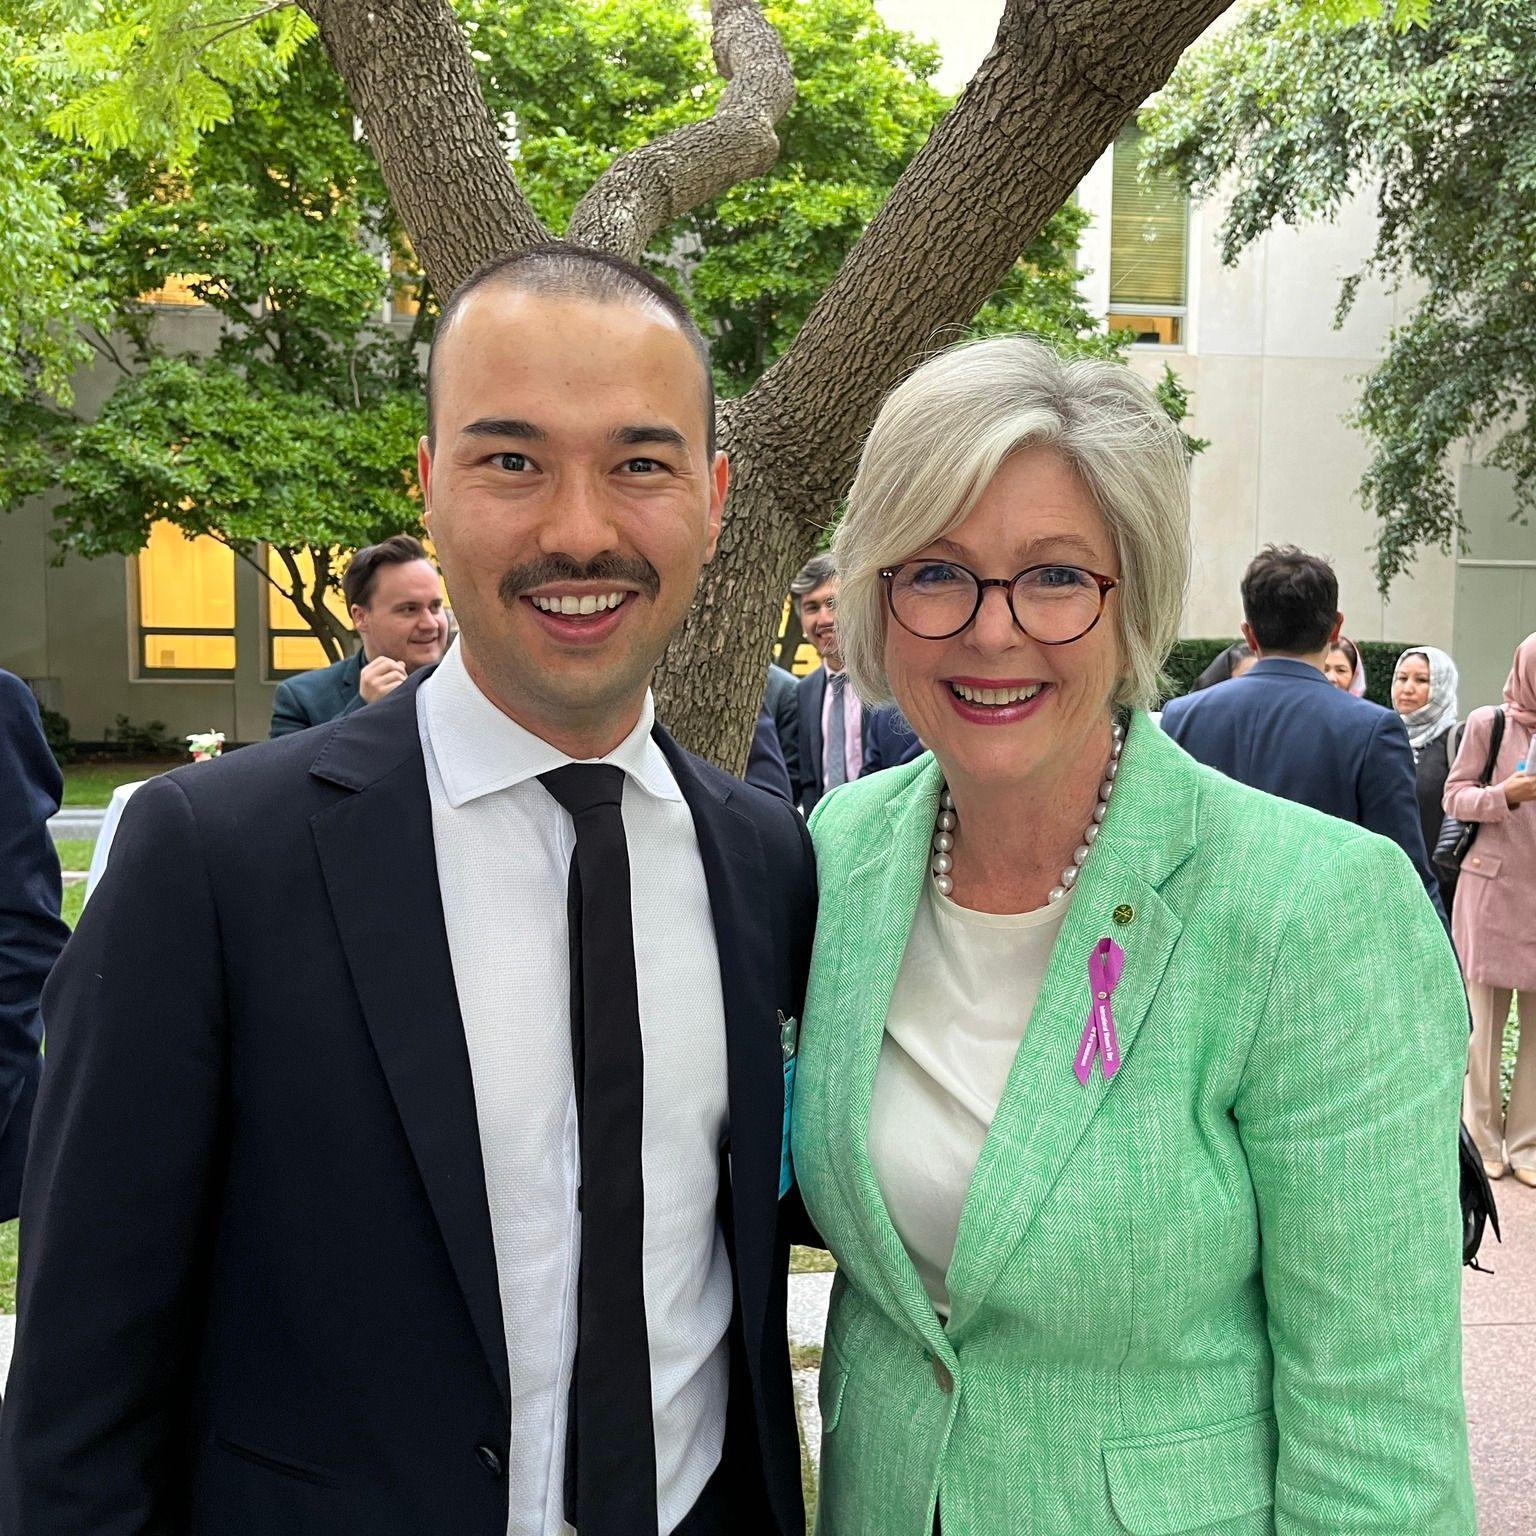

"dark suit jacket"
[1,671,816,1536]
[268,650,365,738]
[0,671,69,1221]
[745,704,794,803]
[797,665,872,815]
[762,665,801,805]
[1161,657,1447,921]
[860,706,925,777]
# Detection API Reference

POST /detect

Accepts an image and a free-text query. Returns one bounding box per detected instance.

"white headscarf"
[1394,646,1460,750]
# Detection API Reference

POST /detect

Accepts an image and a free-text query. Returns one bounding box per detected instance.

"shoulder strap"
[1478,708,1506,787]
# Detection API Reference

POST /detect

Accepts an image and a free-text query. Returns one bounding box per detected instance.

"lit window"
[138,275,207,308]
[266,546,354,677]
[136,521,236,673]
[1109,124,1188,346]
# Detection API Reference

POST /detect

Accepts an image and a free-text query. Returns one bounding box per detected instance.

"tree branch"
[298,0,547,294]
[564,0,795,258]
[737,0,1236,518]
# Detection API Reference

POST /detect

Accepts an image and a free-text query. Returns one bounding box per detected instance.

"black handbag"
[1432,707,1505,877]
[1460,1120,1501,1268]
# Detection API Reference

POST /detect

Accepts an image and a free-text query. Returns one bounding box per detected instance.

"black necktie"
[539,764,657,1535]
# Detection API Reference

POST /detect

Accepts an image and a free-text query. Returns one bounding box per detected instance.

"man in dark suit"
[861,705,925,777]
[1162,544,1445,920]
[268,535,449,736]
[2,248,815,1536]
[792,554,867,813]
[0,671,69,1222]
[761,663,801,803]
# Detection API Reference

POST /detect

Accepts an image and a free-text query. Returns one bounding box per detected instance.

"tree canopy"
[1144,0,1534,588]
[3,0,1163,661]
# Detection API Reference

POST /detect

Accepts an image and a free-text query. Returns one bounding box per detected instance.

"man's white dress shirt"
[418,640,732,1536]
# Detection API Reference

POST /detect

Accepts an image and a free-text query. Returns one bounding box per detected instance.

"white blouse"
[867,879,1070,1317]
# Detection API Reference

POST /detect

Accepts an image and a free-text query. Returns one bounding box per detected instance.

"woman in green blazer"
[790,338,1474,1535]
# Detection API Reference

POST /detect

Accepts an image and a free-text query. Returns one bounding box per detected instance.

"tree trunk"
[304,0,1237,771]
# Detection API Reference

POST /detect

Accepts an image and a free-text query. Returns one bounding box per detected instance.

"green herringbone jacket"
[791,712,1475,1536]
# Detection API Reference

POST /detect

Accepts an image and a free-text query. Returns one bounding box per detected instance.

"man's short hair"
[343,534,432,613]
[426,243,716,453]
[791,553,837,600]
[1241,545,1339,654]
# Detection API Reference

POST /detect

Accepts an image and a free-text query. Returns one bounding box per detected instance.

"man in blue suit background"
[0,671,69,1220]
[1162,544,1445,921]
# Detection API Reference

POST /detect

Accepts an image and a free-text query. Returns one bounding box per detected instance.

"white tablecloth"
[83,780,146,909]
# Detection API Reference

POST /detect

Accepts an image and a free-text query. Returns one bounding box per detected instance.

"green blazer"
[791,712,1473,1536]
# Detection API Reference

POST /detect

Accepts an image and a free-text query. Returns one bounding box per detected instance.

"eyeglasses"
[879,559,1119,645]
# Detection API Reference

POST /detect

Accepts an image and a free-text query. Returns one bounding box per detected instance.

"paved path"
[48,809,105,841]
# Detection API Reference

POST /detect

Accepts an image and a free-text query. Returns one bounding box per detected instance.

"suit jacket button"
[932,1357,954,1393]
[475,1445,504,1477]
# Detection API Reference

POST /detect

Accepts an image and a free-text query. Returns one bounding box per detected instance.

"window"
[136,521,236,673]
[265,546,354,677]
[1108,124,1188,346]
[138,274,207,308]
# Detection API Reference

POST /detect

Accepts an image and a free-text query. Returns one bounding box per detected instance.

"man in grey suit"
[269,535,449,737]
[792,554,866,813]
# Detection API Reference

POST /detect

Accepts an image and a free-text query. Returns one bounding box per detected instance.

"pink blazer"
[1444,705,1536,989]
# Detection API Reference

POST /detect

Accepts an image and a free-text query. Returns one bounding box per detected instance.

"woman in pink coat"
[1445,632,1536,1182]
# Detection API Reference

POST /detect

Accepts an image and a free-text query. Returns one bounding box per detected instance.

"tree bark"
[299,0,547,294]
[306,0,1237,771]
[565,0,795,258]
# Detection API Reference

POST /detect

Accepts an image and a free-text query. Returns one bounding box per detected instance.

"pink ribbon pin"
[1073,937,1125,1085]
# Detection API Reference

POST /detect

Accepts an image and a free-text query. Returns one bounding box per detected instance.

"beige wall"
[1078,149,1459,651]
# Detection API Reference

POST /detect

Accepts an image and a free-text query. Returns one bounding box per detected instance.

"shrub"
[39,706,75,766]
[103,714,178,756]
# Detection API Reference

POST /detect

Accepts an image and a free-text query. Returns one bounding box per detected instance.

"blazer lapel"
[655,732,780,1362]
[308,674,510,1406]
[821,757,954,1353]
[803,670,827,799]
[944,715,1195,1337]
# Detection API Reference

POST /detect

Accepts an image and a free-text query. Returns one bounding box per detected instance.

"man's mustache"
[498,555,661,607]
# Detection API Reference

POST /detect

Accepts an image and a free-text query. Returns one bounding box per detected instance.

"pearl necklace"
[929,718,1126,902]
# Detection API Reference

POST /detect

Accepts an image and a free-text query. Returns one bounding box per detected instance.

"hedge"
[1161,639,1414,710]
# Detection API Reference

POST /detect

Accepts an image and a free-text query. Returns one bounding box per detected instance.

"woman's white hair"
[833,335,1191,712]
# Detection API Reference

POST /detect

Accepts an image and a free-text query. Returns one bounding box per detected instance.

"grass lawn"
[0,1222,14,1313]
[61,758,176,808]
[53,838,96,872]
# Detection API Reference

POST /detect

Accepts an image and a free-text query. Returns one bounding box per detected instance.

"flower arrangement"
[187,731,226,762]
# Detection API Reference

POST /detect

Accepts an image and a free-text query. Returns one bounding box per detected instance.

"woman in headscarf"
[1444,633,1536,1183]
[1393,645,1461,913]
[1188,639,1255,691]
[1322,635,1367,696]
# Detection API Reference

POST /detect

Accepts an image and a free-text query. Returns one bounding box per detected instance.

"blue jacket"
[0,671,69,1220]
[269,651,365,738]
[860,705,925,777]
[1161,657,1446,922]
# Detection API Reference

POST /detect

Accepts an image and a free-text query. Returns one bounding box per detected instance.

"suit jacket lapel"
[308,673,509,1406]
[944,715,1194,1336]
[655,731,780,1361]
[803,671,827,798]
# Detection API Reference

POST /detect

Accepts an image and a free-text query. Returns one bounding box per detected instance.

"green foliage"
[4,30,423,652]
[36,0,317,164]
[1144,0,1536,589]
[103,712,178,755]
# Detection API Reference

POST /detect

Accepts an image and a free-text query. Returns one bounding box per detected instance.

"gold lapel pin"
[1112,903,1135,926]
